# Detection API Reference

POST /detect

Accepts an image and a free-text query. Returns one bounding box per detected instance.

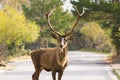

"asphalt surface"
[0,51,119,80]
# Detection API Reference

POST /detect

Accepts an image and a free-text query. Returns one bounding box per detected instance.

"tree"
[80,22,111,51]
[71,0,120,63]
[22,0,75,47]
[0,6,40,60]
[91,0,120,63]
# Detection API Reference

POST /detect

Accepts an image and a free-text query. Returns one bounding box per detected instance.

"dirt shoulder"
[0,55,31,71]
[110,63,120,80]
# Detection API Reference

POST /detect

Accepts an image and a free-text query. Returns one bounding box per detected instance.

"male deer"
[31,7,88,80]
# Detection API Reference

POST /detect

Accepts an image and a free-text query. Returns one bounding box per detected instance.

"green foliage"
[22,0,62,26]
[90,1,120,49]
[112,26,120,47]
[8,46,30,56]
[71,0,120,52]
[71,0,112,27]
[80,22,104,43]
[23,0,75,46]
[71,0,91,9]
[49,7,75,35]
[0,6,40,46]
[79,22,111,51]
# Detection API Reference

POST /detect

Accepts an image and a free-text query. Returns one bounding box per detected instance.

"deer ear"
[68,35,73,40]
[51,31,59,39]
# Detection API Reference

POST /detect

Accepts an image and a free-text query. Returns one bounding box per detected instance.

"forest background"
[0,0,120,64]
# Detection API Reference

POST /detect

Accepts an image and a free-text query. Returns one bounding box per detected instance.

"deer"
[31,6,88,80]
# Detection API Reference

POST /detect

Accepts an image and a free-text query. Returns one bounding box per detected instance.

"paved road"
[0,51,118,80]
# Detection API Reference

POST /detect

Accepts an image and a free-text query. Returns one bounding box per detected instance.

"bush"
[0,6,40,60]
[80,22,112,52]
[5,46,31,59]
[0,6,40,46]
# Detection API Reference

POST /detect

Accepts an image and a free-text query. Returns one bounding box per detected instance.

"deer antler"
[45,7,61,36]
[66,6,89,36]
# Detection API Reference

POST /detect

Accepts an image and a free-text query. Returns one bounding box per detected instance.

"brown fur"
[31,45,68,80]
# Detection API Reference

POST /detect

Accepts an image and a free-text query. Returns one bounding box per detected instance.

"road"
[0,51,118,80]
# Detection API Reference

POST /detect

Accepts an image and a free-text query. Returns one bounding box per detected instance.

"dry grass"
[0,55,31,71]
[8,55,31,62]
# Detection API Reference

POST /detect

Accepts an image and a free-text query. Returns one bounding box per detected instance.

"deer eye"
[64,38,68,41]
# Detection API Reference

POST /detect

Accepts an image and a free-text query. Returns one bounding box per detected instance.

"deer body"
[31,6,88,80]
[31,40,68,80]
[31,46,68,71]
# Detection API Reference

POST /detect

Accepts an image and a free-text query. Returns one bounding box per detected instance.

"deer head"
[45,6,88,49]
[50,31,71,49]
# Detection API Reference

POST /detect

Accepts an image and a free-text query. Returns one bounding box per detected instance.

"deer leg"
[58,70,63,80]
[32,68,42,80]
[32,70,39,80]
[52,70,56,80]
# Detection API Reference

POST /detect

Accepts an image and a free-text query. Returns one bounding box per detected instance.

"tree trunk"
[0,44,7,66]
[112,46,120,63]
[106,46,120,63]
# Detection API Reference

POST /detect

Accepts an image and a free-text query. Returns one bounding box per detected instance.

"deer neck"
[59,46,68,61]
[55,45,68,67]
